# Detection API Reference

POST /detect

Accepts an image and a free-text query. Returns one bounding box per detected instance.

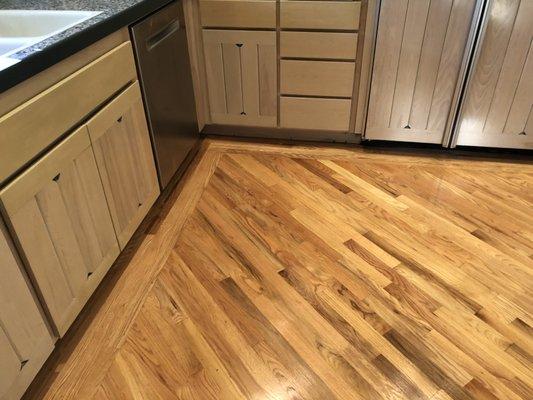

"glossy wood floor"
[26,139,532,400]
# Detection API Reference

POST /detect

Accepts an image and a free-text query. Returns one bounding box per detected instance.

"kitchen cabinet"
[281,97,352,131]
[365,0,477,143]
[199,0,276,29]
[280,1,361,30]
[0,127,120,337]
[87,82,160,249]
[203,29,277,127]
[455,0,533,149]
[281,60,355,98]
[280,31,358,60]
[0,219,55,400]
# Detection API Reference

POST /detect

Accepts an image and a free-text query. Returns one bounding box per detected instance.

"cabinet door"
[366,0,476,143]
[0,127,120,337]
[203,29,277,127]
[0,220,55,400]
[455,0,533,149]
[87,82,160,249]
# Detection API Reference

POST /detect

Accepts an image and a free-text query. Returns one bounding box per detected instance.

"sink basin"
[0,10,101,58]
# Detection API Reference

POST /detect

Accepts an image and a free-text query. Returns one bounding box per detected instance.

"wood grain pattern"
[0,220,54,400]
[87,82,160,249]
[199,0,276,29]
[280,1,361,30]
[367,0,476,143]
[281,31,358,60]
[203,30,277,127]
[456,0,533,149]
[0,127,120,337]
[0,42,136,184]
[25,139,533,400]
[281,60,355,97]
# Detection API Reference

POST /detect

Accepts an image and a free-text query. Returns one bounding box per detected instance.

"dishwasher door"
[131,0,198,189]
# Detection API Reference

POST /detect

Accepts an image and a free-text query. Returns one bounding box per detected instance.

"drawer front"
[0,126,120,336]
[0,41,136,185]
[281,97,352,131]
[281,1,361,30]
[281,60,355,97]
[281,31,358,60]
[200,1,276,28]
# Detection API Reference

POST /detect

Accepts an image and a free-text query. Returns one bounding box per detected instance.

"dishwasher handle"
[146,19,180,51]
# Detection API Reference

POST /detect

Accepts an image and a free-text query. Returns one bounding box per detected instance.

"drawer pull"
[404,125,411,129]
[117,116,123,123]
[52,173,61,182]
[519,131,526,135]
[20,359,29,370]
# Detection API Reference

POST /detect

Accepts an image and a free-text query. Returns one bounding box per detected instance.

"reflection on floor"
[27,139,533,400]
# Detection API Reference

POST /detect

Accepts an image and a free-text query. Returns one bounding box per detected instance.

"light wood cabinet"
[0,42,137,184]
[281,97,351,131]
[280,1,361,30]
[366,0,477,143]
[0,127,120,337]
[0,220,55,400]
[281,60,355,98]
[87,82,160,249]
[203,30,277,127]
[199,0,276,29]
[455,0,533,149]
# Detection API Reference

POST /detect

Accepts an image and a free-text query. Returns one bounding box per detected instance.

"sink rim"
[0,9,102,59]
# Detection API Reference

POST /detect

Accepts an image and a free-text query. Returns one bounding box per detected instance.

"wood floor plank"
[27,139,533,400]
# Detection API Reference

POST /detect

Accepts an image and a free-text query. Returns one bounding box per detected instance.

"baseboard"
[202,124,362,144]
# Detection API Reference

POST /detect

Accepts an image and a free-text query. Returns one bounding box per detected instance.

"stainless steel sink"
[0,10,101,60]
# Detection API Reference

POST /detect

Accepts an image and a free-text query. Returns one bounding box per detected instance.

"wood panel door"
[366,0,477,143]
[455,0,533,149]
[87,82,160,249]
[0,219,55,400]
[0,127,119,337]
[203,29,277,127]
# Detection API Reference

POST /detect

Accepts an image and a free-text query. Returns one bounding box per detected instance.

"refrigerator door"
[131,1,199,189]
[453,0,533,150]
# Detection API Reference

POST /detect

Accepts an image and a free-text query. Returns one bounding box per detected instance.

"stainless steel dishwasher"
[131,0,198,189]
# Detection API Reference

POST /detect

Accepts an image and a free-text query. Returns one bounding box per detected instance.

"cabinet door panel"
[366,0,476,143]
[87,82,160,248]
[0,327,20,398]
[203,30,277,127]
[456,0,533,149]
[0,127,120,336]
[0,219,55,400]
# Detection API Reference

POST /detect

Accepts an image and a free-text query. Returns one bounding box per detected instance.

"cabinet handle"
[20,359,29,370]
[53,173,61,182]
[117,116,123,123]
[236,43,243,48]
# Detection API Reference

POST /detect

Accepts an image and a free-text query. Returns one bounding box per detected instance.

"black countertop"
[0,0,174,93]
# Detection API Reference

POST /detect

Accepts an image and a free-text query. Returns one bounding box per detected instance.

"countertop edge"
[0,0,173,94]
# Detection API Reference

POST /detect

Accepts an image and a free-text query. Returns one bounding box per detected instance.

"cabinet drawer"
[200,1,276,28]
[281,60,355,97]
[281,97,352,131]
[281,31,358,60]
[87,82,160,248]
[0,126,120,337]
[281,1,361,30]
[0,42,137,184]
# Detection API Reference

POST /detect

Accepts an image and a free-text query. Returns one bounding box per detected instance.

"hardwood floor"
[26,139,532,400]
